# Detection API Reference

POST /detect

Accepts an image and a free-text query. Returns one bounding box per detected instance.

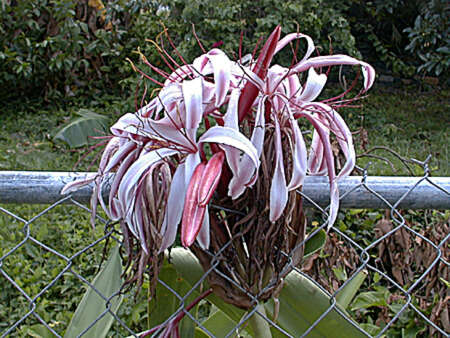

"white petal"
[110,113,145,138]
[207,49,231,106]
[196,207,210,250]
[223,88,240,129]
[199,126,259,169]
[61,173,96,194]
[269,118,288,222]
[118,149,177,219]
[275,33,315,63]
[328,181,339,230]
[184,152,201,187]
[287,113,307,190]
[298,68,327,102]
[147,118,196,150]
[287,74,302,97]
[160,163,187,252]
[228,96,266,198]
[182,77,203,141]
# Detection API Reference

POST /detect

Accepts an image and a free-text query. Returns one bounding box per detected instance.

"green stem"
[248,303,272,338]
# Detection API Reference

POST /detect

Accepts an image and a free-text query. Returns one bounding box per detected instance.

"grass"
[1,85,448,175]
[346,85,449,176]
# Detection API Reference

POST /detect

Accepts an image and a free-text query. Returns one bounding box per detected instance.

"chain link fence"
[0,159,449,337]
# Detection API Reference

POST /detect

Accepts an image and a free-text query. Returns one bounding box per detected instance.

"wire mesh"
[0,158,449,337]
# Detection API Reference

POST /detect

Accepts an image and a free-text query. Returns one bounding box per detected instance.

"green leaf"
[351,290,389,311]
[332,266,347,282]
[25,324,54,338]
[303,229,327,259]
[265,270,366,337]
[147,260,198,338]
[194,307,251,338]
[439,277,450,288]
[336,270,368,309]
[64,245,123,338]
[53,109,108,148]
[359,323,382,336]
[169,248,366,337]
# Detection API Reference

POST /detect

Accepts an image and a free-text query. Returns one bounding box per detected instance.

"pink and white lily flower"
[62,26,375,253]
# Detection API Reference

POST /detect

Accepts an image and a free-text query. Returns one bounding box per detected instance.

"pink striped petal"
[106,148,139,220]
[308,130,325,175]
[274,33,315,63]
[104,140,137,173]
[198,151,225,206]
[287,111,307,190]
[117,149,177,218]
[298,112,338,228]
[181,162,207,247]
[165,64,195,84]
[293,55,375,92]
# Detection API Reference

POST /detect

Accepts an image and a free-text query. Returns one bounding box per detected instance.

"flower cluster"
[62,26,375,256]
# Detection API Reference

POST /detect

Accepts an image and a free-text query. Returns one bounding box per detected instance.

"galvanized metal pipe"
[0,171,449,209]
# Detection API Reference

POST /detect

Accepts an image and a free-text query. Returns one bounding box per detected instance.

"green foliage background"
[0,0,448,104]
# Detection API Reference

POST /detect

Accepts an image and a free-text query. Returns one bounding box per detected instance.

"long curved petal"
[228,96,266,198]
[292,55,375,92]
[198,151,225,206]
[182,77,203,141]
[199,126,259,169]
[207,49,232,106]
[160,163,187,252]
[298,68,327,102]
[181,162,207,247]
[118,148,177,222]
[196,207,210,250]
[274,33,315,63]
[270,117,288,222]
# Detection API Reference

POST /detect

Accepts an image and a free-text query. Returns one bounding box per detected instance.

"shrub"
[404,0,450,77]
[0,0,159,102]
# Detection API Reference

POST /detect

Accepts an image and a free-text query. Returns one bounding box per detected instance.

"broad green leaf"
[359,323,382,336]
[147,260,198,338]
[168,248,248,326]
[304,229,327,259]
[53,109,108,148]
[25,324,54,338]
[335,270,368,309]
[170,248,366,337]
[351,290,389,310]
[194,307,251,338]
[265,270,366,338]
[64,245,123,338]
[194,327,210,338]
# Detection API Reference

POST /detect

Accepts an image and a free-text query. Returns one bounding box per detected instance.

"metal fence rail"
[0,165,449,337]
